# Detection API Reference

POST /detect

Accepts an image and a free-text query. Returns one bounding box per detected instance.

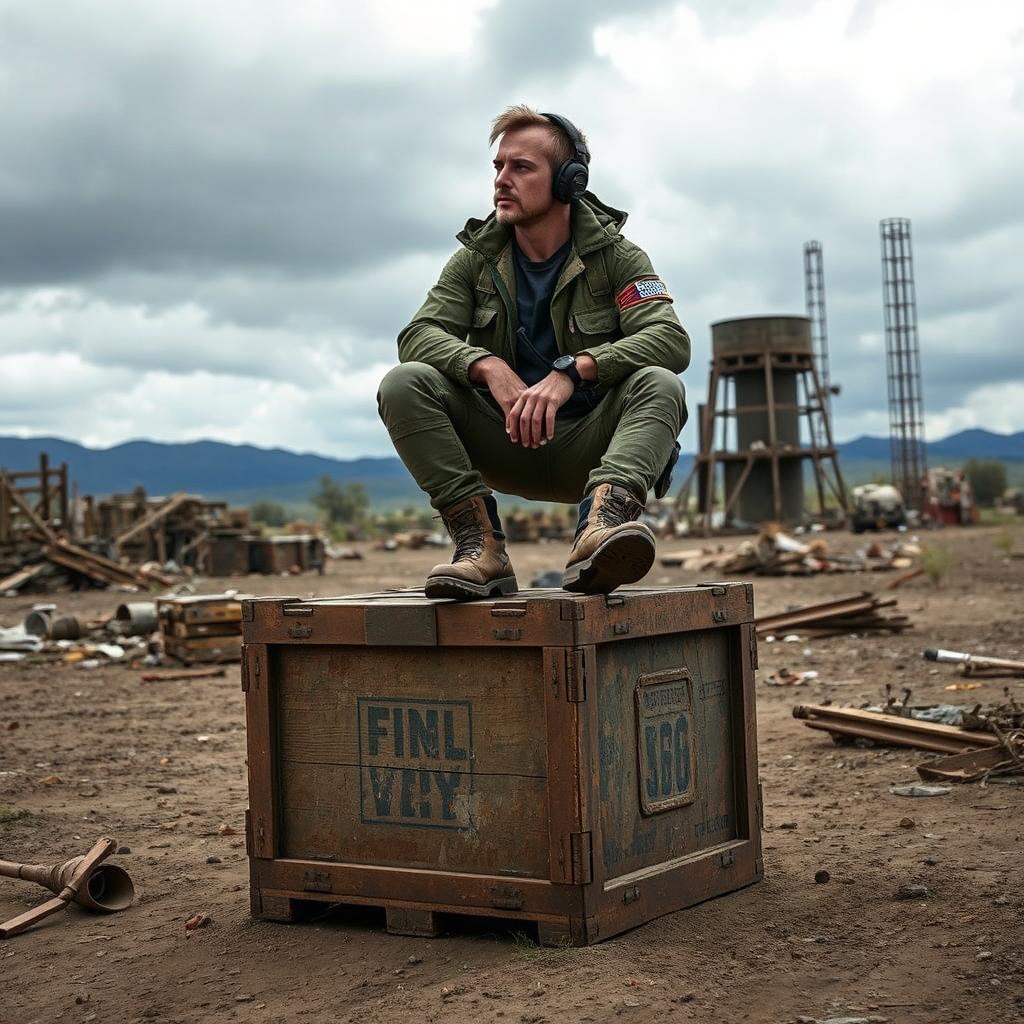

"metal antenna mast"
[803,241,830,424]
[880,218,927,510]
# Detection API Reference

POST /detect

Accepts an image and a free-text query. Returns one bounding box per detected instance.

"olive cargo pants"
[377,361,687,511]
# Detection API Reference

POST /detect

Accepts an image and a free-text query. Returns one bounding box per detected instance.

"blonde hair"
[489,104,585,168]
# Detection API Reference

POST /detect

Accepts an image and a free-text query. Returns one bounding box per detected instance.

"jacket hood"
[456,191,628,260]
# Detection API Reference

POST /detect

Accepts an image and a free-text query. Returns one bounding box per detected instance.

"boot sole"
[562,529,655,594]
[424,575,519,602]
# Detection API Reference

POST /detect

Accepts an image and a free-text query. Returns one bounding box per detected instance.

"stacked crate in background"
[158,593,252,664]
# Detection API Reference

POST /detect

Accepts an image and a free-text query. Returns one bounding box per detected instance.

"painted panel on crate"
[598,630,738,879]
[635,670,697,815]
[358,697,474,830]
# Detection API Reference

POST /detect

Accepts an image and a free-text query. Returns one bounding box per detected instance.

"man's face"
[492,126,556,226]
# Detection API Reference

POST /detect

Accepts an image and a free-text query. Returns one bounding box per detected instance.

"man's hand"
[506,372,575,448]
[470,356,527,416]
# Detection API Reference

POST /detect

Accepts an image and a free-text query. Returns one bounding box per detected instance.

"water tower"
[676,315,847,533]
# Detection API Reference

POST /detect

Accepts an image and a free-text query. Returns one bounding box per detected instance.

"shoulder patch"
[617,277,672,312]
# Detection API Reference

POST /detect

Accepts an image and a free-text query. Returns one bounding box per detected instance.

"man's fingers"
[517,398,533,448]
[507,394,526,441]
[545,401,557,443]
[531,403,545,449]
[520,396,540,448]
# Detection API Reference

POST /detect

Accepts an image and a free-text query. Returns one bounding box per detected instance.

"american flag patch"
[616,277,672,312]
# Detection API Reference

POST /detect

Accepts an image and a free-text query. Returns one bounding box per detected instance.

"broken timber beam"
[0,474,58,544]
[793,704,999,755]
[112,492,190,552]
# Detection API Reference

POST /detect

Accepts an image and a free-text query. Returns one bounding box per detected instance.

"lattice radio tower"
[880,218,927,510]
[803,241,831,428]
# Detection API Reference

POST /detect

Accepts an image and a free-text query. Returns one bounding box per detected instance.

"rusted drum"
[49,615,82,641]
[115,602,158,636]
[22,610,52,637]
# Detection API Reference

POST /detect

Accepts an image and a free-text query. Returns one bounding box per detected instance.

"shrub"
[921,543,954,585]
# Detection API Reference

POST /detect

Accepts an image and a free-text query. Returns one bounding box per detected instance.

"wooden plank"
[0,474,58,543]
[793,704,999,754]
[278,762,550,877]
[274,646,546,776]
[251,858,572,918]
[112,492,190,550]
[544,647,583,886]
[169,620,242,639]
[0,563,45,592]
[164,635,242,664]
[140,667,227,683]
[245,644,277,859]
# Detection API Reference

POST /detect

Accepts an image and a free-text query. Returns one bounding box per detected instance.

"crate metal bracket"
[565,648,588,703]
[569,831,593,885]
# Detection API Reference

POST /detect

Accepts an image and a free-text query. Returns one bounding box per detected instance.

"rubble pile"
[661,524,920,577]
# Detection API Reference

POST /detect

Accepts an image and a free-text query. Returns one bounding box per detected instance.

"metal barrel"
[22,610,52,637]
[49,615,82,641]
[114,602,158,636]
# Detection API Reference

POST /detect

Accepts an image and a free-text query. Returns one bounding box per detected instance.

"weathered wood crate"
[242,584,762,945]
[158,593,250,665]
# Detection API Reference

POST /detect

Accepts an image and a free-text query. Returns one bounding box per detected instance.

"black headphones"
[541,112,590,204]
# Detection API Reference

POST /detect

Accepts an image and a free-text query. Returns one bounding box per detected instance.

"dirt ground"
[1,524,1022,1024]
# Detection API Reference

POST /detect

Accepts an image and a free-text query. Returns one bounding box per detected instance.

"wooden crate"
[158,593,251,665]
[242,584,763,945]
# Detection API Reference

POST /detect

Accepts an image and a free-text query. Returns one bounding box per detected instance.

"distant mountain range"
[0,429,1020,508]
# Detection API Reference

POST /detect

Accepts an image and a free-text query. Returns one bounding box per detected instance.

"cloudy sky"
[1,0,1022,457]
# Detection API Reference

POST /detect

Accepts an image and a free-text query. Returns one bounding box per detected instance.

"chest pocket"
[468,304,502,350]
[571,307,620,350]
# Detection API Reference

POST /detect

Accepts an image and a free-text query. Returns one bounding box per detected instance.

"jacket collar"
[456,191,628,262]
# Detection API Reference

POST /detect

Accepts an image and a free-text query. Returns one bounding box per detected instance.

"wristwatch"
[552,354,583,388]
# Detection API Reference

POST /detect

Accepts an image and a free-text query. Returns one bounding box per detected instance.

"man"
[378,105,689,600]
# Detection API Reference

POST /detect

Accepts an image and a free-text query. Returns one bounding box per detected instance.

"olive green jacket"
[396,192,690,389]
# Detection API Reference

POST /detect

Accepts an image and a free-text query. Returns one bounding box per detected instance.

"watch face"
[554,355,574,370]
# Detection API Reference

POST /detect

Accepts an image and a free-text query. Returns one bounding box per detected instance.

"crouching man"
[378,105,689,599]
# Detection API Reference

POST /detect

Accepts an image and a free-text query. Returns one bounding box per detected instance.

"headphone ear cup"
[552,159,589,204]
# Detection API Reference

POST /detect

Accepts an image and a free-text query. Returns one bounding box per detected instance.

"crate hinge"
[565,648,587,703]
[568,830,593,885]
[242,648,261,694]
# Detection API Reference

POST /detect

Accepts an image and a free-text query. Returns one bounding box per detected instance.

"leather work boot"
[562,483,656,594]
[424,494,518,601]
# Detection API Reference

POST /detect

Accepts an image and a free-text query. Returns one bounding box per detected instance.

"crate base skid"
[243,586,763,946]
[249,839,761,946]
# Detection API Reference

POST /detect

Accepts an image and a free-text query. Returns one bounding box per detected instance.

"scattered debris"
[140,668,228,683]
[923,647,1024,678]
[666,525,919,577]
[530,569,564,588]
[157,594,251,665]
[917,731,1024,784]
[793,704,998,755]
[184,911,212,931]
[0,836,134,938]
[757,593,910,639]
[765,668,819,687]
[814,869,830,884]
[894,884,929,901]
[890,784,951,798]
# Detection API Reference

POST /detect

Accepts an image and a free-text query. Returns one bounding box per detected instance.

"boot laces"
[596,490,642,528]
[446,506,486,560]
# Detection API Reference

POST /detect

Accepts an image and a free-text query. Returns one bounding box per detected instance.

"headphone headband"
[540,112,590,167]
[539,112,590,203]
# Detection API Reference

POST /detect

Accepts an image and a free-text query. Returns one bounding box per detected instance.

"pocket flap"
[472,306,499,328]
[573,308,618,334]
